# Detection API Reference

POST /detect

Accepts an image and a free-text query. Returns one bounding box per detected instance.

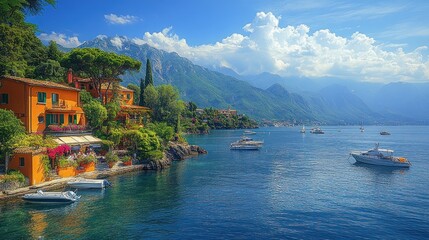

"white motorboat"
[22,190,80,204]
[310,127,324,134]
[67,178,111,189]
[230,136,263,150]
[350,143,411,167]
[243,130,256,135]
[300,125,306,133]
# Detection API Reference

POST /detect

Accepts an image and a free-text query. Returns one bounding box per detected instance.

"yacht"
[380,131,391,135]
[310,127,324,134]
[230,136,263,150]
[350,143,411,167]
[22,190,80,204]
[360,126,364,132]
[300,125,306,133]
[67,178,111,189]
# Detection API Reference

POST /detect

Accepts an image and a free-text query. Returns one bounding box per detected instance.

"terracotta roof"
[74,77,91,83]
[13,147,47,155]
[2,76,80,91]
[100,83,134,92]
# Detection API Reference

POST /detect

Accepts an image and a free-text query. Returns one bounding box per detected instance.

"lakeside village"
[0,58,257,200]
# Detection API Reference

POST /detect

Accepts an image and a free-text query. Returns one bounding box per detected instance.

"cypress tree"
[144,59,153,87]
[139,77,145,106]
[139,59,153,106]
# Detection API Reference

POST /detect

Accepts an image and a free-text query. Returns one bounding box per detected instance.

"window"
[37,92,46,104]
[69,115,78,124]
[127,93,131,100]
[19,157,25,167]
[52,93,59,105]
[46,114,59,125]
[0,93,8,104]
[38,116,44,123]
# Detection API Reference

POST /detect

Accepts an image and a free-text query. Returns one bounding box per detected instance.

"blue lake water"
[1,126,429,239]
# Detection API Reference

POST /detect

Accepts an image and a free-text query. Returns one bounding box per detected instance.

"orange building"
[0,75,85,133]
[67,69,150,124]
[9,147,47,186]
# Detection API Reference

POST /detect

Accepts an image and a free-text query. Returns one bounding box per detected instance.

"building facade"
[0,76,85,133]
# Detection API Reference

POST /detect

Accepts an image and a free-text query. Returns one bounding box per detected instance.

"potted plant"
[56,156,77,177]
[77,154,97,172]
[121,156,132,166]
[105,151,119,168]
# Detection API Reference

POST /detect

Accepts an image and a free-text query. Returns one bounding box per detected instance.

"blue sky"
[27,0,429,82]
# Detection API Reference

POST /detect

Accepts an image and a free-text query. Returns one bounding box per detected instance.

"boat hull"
[351,153,410,167]
[230,144,262,150]
[22,191,80,204]
[67,179,109,189]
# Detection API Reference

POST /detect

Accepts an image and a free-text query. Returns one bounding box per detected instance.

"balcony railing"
[52,100,68,109]
[44,124,92,136]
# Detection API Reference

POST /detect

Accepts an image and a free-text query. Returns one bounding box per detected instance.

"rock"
[166,142,207,161]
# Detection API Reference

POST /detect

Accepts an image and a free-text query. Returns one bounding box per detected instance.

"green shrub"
[57,156,77,168]
[105,151,119,163]
[77,154,97,164]
[140,150,163,161]
[120,155,132,162]
[2,170,25,183]
[41,155,51,176]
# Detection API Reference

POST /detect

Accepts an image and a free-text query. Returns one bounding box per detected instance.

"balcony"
[44,124,92,137]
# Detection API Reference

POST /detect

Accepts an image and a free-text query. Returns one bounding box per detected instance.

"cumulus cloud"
[104,14,138,25]
[38,32,82,48]
[110,36,128,49]
[132,12,429,83]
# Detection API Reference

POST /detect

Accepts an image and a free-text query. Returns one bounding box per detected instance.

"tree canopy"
[83,101,108,129]
[144,84,185,126]
[61,48,141,104]
[0,109,25,153]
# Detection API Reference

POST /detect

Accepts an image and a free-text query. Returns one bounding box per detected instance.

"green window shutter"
[68,115,72,124]
[46,114,51,126]
[38,92,46,103]
[74,115,77,124]
[59,114,64,124]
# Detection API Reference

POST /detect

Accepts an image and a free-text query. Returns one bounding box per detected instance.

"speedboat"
[350,143,411,167]
[243,130,256,135]
[300,125,306,133]
[67,178,111,189]
[310,127,324,134]
[230,136,263,150]
[22,190,80,204]
[380,131,390,135]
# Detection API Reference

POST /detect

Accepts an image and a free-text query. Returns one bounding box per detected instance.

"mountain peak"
[266,83,290,97]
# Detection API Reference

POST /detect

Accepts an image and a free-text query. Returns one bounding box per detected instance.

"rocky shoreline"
[0,142,207,201]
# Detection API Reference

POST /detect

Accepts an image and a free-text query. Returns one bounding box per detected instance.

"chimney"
[67,68,73,84]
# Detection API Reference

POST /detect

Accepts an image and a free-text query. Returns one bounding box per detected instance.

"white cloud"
[132,12,429,83]
[110,36,127,49]
[104,14,138,25]
[38,32,82,48]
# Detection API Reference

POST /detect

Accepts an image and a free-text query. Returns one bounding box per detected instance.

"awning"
[54,135,103,146]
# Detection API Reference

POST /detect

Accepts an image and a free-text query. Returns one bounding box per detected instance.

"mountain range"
[75,36,428,124]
